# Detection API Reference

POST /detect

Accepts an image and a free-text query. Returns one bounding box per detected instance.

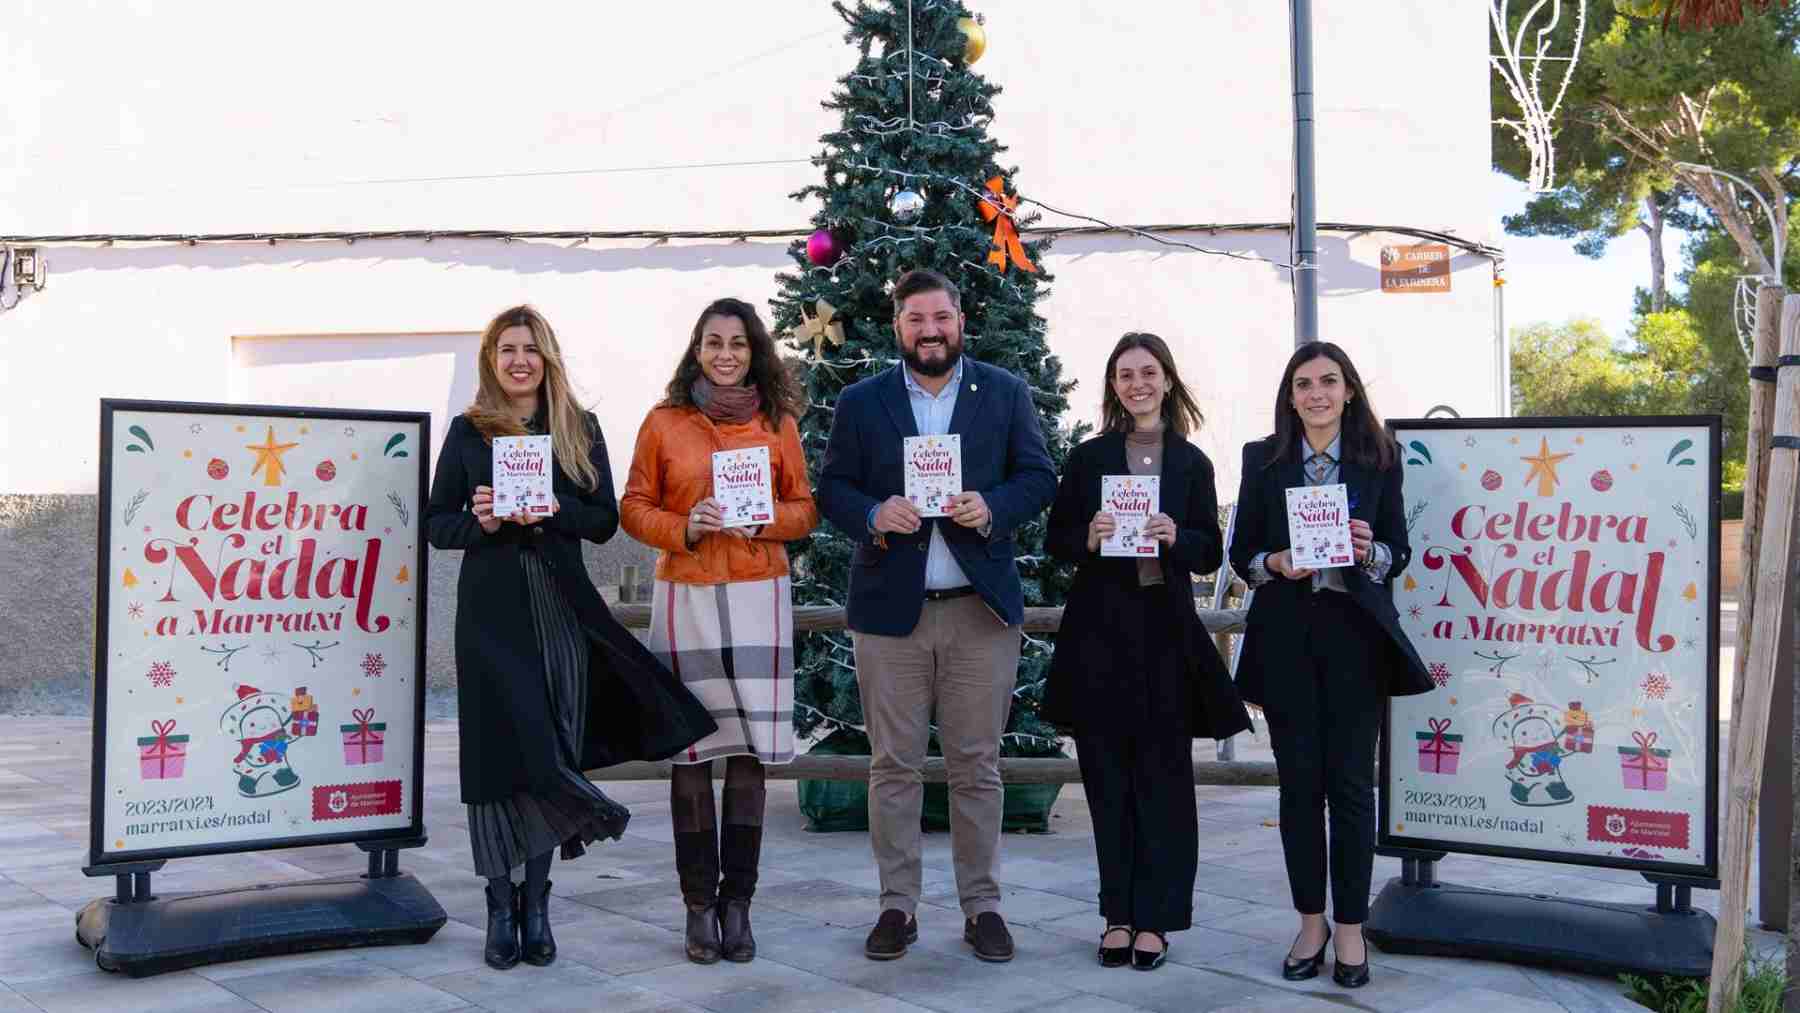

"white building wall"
[1,0,1498,499]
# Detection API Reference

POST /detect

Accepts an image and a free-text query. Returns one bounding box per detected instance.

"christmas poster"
[1100,475,1159,558]
[712,446,774,529]
[903,434,962,518]
[1382,419,1718,877]
[92,402,427,865]
[1285,482,1353,569]
[492,435,553,517]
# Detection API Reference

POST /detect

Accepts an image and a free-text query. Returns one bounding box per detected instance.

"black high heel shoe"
[1097,925,1132,968]
[1281,925,1329,981]
[1332,933,1370,988]
[1131,930,1168,971]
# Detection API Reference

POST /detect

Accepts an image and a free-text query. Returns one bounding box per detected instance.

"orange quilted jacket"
[620,405,818,585]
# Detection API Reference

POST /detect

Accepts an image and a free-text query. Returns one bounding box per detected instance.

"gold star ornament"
[247,426,301,488]
[1520,437,1572,497]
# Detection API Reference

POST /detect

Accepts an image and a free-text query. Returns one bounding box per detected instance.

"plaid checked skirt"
[649,575,794,765]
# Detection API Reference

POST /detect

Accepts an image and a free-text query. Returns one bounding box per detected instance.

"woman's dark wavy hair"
[660,297,802,431]
[1265,340,1398,471]
[1100,332,1204,437]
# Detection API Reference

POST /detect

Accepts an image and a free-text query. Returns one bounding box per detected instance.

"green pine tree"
[770,0,1085,762]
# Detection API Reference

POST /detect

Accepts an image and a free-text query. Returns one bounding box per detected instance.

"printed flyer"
[1382,419,1718,875]
[1285,482,1353,569]
[712,446,775,529]
[93,402,427,864]
[1100,475,1159,558]
[492,434,553,518]
[904,434,962,518]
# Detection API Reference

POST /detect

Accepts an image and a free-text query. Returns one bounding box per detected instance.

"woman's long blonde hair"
[465,305,599,490]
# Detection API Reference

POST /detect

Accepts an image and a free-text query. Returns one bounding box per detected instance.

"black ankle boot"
[719,899,755,962]
[520,880,556,966]
[686,904,722,964]
[483,880,522,970]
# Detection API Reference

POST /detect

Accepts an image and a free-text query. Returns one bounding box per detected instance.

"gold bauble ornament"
[958,16,987,64]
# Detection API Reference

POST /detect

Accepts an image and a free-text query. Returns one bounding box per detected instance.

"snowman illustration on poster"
[220,684,306,798]
[1492,692,1583,807]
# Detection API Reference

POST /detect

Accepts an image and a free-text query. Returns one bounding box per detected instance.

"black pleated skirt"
[466,549,631,878]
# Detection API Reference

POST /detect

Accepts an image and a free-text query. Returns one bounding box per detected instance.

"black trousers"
[1071,583,1197,932]
[1075,728,1197,931]
[1260,589,1384,924]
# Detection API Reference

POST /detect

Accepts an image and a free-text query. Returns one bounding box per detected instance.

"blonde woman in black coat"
[1044,333,1251,972]
[426,305,715,970]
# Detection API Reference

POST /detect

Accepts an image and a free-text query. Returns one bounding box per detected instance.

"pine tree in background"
[770,0,1085,763]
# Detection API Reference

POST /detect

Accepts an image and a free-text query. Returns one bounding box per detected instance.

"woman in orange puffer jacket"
[620,297,817,966]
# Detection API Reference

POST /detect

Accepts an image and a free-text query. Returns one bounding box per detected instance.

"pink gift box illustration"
[1416,717,1462,775]
[138,719,189,780]
[1618,731,1670,792]
[340,708,386,766]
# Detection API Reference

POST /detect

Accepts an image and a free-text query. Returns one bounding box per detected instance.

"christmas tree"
[771,1,1084,764]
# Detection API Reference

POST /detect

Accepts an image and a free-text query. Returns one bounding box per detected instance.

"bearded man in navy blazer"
[817,268,1056,964]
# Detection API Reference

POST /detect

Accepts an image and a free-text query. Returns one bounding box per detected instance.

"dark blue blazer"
[817,360,1057,636]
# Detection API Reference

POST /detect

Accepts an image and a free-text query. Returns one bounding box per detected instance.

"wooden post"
[1782,296,1800,1013]
[1710,294,1800,1013]
[1750,286,1790,928]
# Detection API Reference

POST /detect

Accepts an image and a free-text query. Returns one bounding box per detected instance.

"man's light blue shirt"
[867,358,975,590]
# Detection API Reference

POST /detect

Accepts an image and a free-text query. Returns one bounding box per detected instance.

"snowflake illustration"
[127,602,144,620]
[1407,605,1424,622]
[1622,434,1636,446]
[361,653,387,678]
[1463,436,1476,447]
[188,423,205,434]
[1428,662,1451,688]
[396,617,410,629]
[146,661,175,688]
[1641,672,1671,700]
[343,426,357,437]
[260,644,283,662]
[1561,830,1580,847]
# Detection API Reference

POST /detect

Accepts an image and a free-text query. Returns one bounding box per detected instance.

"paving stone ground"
[0,716,1777,1012]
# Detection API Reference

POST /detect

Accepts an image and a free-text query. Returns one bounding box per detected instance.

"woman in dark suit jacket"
[426,305,715,971]
[1227,340,1432,990]
[1045,333,1252,972]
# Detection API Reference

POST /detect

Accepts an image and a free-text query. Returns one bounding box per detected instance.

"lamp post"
[1290,0,1318,347]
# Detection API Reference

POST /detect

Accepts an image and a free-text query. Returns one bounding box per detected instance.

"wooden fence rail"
[610,603,1248,636]
[598,600,1271,787]
[590,755,1279,786]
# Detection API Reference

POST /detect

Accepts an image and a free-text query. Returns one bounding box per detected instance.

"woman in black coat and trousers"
[427,305,715,970]
[1045,333,1252,972]
[1227,341,1433,990]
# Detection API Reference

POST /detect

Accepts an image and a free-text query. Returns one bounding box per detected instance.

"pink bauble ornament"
[806,229,842,267]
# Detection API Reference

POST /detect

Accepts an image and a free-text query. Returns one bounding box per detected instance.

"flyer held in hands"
[712,446,775,529]
[1285,483,1353,569]
[492,435,553,517]
[904,435,962,518]
[1100,475,1159,558]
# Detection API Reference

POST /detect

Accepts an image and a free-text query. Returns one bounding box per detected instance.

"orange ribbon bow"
[976,176,1037,274]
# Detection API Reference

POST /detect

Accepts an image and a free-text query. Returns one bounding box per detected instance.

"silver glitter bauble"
[888,189,926,222]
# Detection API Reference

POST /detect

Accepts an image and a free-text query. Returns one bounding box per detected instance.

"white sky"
[1489,171,1690,343]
